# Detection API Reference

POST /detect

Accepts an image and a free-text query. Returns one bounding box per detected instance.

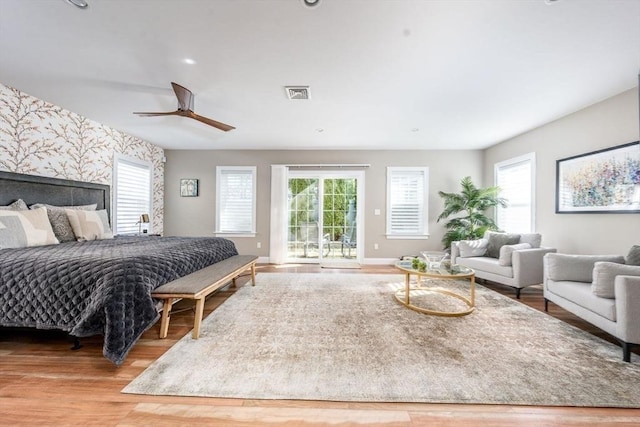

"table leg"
[405,273,410,304]
[470,275,476,306]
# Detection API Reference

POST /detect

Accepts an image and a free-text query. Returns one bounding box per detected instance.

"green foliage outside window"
[289,178,356,242]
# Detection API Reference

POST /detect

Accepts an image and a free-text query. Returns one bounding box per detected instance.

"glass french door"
[286,171,362,263]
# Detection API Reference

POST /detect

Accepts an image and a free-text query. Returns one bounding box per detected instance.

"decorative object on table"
[420,251,447,270]
[137,213,150,234]
[180,179,199,197]
[556,141,640,213]
[436,176,507,250]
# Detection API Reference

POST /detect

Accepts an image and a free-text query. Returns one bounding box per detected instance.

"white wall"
[484,88,640,255]
[164,149,483,260]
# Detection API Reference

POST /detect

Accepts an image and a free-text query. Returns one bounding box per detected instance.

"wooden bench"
[152,254,258,339]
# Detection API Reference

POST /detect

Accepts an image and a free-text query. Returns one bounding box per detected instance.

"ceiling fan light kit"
[133,82,235,132]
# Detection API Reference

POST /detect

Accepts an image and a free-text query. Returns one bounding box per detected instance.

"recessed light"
[183,58,197,65]
[411,128,419,132]
[544,0,560,4]
[66,0,88,8]
[316,128,325,133]
[302,0,320,7]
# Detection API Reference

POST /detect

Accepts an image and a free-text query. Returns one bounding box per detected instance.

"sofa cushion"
[458,239,488,258]
[592,262,640,299]
[547,279,616,321]
[518,233,542,248]
[456,256,514,278]
[544,253,626,283]
[499,243,532,266]
[627,245,640,266]
[486,232,520,258]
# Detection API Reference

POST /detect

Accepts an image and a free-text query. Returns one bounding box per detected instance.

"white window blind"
[114,155,152,235]
[216,166,256,235]
[386,167,429,238]
[495,153,535,233]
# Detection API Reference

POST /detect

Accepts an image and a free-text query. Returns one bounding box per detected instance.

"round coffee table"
[394,260,476,316]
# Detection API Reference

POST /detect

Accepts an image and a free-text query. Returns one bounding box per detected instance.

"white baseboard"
[258,257,397,265]
[362,258,398,265]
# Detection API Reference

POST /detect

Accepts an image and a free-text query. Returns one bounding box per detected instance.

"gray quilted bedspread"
[0,236,238,365]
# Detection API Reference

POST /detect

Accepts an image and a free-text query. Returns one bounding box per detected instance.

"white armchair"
[544,248,640,362]
[451,231,556,299]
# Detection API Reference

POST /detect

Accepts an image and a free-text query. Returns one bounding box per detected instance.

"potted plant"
[437,176,507,250]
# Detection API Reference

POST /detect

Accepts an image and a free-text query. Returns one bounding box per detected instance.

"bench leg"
[192,298,205,339]
[159,298,173,339]
[231,277,237,288]
[251,262,256,286]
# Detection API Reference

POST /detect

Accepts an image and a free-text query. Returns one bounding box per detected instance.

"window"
[494,153,535,233]
[113,154,152,235]
[386,166,429,239]
[216,166,257,236]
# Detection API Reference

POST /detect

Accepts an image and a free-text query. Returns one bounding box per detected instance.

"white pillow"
[66,209,113,241]
[498,243,532,266]
[0,207,59,249]
[592,261,640,299]
[458,239,489,258]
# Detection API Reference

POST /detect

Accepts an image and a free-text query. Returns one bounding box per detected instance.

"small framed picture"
[180,179,199,197]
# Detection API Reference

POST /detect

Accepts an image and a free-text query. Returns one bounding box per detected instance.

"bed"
[0,171,239,365]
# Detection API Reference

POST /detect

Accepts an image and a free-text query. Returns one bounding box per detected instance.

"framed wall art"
[180,179,199,197]
[556,141,640,213]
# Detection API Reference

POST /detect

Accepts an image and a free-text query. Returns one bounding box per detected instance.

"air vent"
[285,86,310,100]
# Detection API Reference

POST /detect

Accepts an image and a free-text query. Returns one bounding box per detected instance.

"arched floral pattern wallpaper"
[0,84,165,233]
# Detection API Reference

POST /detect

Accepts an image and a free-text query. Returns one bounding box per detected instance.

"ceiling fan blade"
[171,82,194,111]
[187,111,236,132]
[133,110,181,117]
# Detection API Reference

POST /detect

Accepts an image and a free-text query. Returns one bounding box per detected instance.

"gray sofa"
[543,249,640,362]
[451,231,556,299]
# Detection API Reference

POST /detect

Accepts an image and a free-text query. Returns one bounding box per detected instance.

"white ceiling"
[0,0,638,151]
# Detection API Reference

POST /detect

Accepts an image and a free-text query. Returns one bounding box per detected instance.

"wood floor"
[1,264,639,426]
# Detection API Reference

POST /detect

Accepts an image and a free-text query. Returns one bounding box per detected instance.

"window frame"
[113,153,153,235]
[215,166,257,237]
[385,166,429,239]
[494,152,536,234]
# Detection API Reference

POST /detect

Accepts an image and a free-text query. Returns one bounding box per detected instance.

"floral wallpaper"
[0,83,165,233]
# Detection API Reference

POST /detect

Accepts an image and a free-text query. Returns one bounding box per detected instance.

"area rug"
[123,273,640,407]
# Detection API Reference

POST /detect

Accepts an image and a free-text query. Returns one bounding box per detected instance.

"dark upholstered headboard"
[0,171,111,215]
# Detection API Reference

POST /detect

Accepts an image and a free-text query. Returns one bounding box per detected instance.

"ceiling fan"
[133,82,235,132]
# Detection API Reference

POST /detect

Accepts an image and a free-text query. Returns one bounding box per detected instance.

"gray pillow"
[627,245,640,266]
[30,203,97,243]
[486,232,520,258]
[592,261,640,298]
[0,199,28,211]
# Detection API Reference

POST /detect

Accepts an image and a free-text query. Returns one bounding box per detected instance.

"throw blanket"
[0,236,238,365]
